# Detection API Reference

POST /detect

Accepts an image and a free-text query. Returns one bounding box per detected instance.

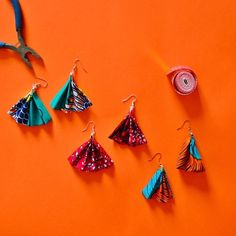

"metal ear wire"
[71,58,88,76]
[177,120,193,135]
[82,121,96,137]
[148,152,163,166]
[122,94,137,111]
[31,77,48,92]
[35,77,48,88]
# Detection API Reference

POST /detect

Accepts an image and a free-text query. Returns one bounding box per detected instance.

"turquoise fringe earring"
[8,78,52,126]
[142,153,173,203]
[176,120,205,172]
[50,59,92,113]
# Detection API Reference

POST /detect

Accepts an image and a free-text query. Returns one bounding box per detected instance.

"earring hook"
[177,120,192,134]
[71,58,88,76]
[36,77,48,88]
[31,77,48,91]
[82,121,96,137]
[148,152,163,166]
[122,94,137,110]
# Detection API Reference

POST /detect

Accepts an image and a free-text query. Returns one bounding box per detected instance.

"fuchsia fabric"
[109,107,147,146]
[167,66,197,95]
[68,137,114,172]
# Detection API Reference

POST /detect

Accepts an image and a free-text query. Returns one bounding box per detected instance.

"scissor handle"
[11,0,22,31]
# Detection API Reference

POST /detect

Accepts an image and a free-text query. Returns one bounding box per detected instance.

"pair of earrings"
[67,94,147,172]
[142,120,205,203]
[8,59,92,126]
[67,95,147,172]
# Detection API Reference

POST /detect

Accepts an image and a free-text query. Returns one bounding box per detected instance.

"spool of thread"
[166,66,197,95]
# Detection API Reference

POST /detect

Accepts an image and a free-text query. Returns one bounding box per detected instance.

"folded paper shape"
[177,134,205,172]
[142,166,173,203]
[8,91,51,126]
[109,107,147,146]
[68,137,114,172]
[50,74,92,113]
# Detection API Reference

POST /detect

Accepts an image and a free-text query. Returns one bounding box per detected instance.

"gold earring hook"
[148,152,162,163]
[177,120,192,134]
[31,77,48,91]
[122,94,137,110]
[82,121,96,137]
[71,58,88,76]
[36,77,48,88]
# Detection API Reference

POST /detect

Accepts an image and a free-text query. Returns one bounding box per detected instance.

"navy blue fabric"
[8,98,29,125]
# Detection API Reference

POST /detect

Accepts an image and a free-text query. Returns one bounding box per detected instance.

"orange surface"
[0,0,235,235]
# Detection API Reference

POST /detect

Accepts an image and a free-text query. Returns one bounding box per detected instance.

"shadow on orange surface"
[71,164,115,183]
[111,141,152,160]
[13,118,54,136]
[174,88,204,118]
[178,171,210,192]
[145,196,175,214]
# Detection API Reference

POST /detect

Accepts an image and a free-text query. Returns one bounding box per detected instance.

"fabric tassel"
[50,74,92,113]
[109,105,147,146]
[8,87,51,126]
[142,165,173,203]
[177,134,205,172]
[68,137,114,172]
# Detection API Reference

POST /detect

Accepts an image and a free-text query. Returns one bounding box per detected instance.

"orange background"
[0,0,235,235]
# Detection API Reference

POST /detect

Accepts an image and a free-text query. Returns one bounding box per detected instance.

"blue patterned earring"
[8,78,52,126]
[50,59,92,113]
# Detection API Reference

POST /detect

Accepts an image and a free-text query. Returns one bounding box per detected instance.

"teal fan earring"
[50,59,92,113]
[142,153,173,203]
[8,78,52,126]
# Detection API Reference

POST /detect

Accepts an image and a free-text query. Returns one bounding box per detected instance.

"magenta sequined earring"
[109,94,147,146]
[68,121,114,172]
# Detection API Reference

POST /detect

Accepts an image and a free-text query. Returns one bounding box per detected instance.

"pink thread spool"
[166,66,197,95]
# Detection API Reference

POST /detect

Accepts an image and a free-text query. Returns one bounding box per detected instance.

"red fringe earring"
[109,94,147,146]
[177,120,205,172]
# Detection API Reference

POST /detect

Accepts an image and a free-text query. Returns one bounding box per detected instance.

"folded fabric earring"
[50,59,92,113]
[109,94,147,146]
[68,121,114,172]
[8,78,52,126]
[142,153,173,203]
[176,120,205,172]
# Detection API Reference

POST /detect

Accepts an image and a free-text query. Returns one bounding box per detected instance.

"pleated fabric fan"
[177,120,205,172]
[50,59,92,113]
[8,83,51,126]
[109,94,147,146]
[68,121,114,172]
[142,153,173,203]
